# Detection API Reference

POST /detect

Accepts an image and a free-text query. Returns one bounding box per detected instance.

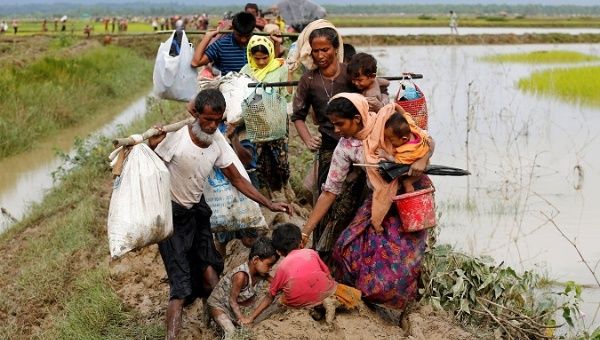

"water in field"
[367,43,600,331]
[0,96,148,233]
[339,27,600,36]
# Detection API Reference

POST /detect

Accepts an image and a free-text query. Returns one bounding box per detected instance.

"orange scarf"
[331,93,397,229]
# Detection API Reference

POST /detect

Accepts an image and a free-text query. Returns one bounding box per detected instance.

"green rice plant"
[518,66,600,107]
[482,51,600,64]
[0,44,152,159]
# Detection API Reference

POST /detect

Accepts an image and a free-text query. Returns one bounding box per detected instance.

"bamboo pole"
[248,73,424,87]
[156,29,299,38]
[112,117,195,147]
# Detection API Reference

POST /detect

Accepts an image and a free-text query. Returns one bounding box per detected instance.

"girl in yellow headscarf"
[240,35,290,89]
[239,35,294,203]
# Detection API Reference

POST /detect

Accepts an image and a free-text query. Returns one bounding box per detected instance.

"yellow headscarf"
[246,35,283,81]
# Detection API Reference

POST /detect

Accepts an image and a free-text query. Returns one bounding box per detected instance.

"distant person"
[159,17,166,30]
[60,16,67,32]
[54,18,58,31]
[84,24,91,39]
[347,52,390,112]
[12,19,18,34]
[198,13,209,30]
[152,18,158,31]
[103,17,109,32]
[343,43,356,64]
[111,17,116,33]
[191,11,256,75]
[0,21,6,34]
[449,10,458,35]
[42,19,48,32]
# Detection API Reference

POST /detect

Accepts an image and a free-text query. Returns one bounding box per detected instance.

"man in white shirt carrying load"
[148,88,291,340]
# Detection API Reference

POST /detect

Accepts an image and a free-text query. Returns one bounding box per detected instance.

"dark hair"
[308,27,340,49]
[194,88,226,115]
[249,236,277,260]
[326,96,360,119]
[271,223,302,256]
[343,43,356,63]
[347,52,377,78]
[232,12,256,35]
[250,44,269,55]
[385,112,411,137]
[245,3,259,12]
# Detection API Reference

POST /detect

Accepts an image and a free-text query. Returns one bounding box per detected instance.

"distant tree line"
[1,3,599,18]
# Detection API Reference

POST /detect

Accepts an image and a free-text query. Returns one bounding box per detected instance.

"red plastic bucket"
[393,187,436,232]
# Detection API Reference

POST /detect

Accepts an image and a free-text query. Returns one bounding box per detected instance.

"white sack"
[203,144,268,232]
[152,30,198,102]
[218,72,255,124]
[107,144,172,259]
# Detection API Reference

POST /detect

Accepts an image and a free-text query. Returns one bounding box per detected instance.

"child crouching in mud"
[207,237,278,337]
[244,223,363,325]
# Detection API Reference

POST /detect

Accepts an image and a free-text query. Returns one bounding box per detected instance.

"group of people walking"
[149,5,436,339]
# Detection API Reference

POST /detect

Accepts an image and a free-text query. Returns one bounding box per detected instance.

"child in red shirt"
[244,223,362,325]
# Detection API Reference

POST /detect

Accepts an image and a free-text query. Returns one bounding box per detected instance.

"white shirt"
[154,127,235,208]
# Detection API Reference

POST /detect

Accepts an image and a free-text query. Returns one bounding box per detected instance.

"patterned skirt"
[332,177,431,309]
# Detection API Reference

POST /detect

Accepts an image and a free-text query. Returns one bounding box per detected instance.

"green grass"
[482,50,600,64]
[518,66,600,107]
[0,98,184,338]
[0,43,152,159]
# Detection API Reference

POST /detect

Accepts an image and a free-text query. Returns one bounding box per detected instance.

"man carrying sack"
[148,88,292,340]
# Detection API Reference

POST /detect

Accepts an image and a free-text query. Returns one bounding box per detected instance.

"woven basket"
[396,84,428,130]
[242,86,288,143]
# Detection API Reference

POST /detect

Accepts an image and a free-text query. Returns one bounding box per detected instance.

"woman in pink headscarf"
[301,93,434,308]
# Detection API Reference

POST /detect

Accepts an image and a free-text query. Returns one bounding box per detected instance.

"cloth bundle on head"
[247,35,284,81]
[331,93,397,229]
[287,19,344,72]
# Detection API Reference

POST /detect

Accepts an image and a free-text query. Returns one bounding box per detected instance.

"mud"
[108,205,478,339]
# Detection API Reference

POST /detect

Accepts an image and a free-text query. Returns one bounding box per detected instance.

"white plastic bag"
[107,144,173,259]
[218,72,255,124]
[152,30,198,102]
[203,144,268,232]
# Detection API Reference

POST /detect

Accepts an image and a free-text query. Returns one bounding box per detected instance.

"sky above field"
[0,0,598,6]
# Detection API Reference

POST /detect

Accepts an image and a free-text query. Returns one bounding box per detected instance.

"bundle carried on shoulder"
[198,72,255,124]
[153,30,198,102]
[107,142,172,259]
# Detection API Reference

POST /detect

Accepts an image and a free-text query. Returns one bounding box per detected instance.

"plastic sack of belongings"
[153,30,198,102]
[198,72,255,124]
[107,142,173,259]
[203,145,268,233]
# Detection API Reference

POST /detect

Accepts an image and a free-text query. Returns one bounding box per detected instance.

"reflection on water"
[339,27,600,36]
[0,96,148,233]
[369,43,600,329]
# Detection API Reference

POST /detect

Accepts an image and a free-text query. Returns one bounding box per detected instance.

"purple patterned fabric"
[332,177,431,309]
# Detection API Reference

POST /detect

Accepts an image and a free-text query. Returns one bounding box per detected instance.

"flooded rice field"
[369,43,600,329]
[0,96,148,233]
[339,27,600,36]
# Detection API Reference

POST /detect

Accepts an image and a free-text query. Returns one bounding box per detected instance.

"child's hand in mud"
[238,315,253,326]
